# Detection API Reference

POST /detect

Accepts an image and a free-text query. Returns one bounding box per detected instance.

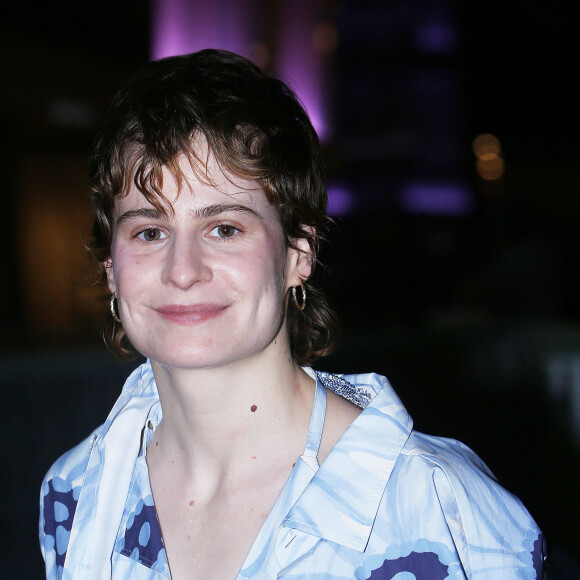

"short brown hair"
[89,48,338,365]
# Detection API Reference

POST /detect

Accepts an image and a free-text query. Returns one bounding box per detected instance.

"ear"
[286,231,314,288]
[103,257,117,294]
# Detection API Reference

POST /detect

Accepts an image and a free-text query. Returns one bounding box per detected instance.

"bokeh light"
[472,133,505,180]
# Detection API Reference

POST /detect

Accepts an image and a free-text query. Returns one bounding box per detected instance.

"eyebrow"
[116,208,164,226]
[195,203,263,220]
[116,203,262,226]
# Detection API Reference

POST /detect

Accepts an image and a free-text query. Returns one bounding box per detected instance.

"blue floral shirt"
[40,362,545,579]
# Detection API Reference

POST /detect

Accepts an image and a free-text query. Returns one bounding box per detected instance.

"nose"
[162,235,212,289]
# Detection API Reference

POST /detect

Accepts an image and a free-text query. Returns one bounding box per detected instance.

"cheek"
[223,245,286,298]
[110,247,149,293]
[252,239,286,283]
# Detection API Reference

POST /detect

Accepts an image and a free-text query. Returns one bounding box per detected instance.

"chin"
[140,342,246,371]
[128,319,286,371]
[145,338,284,372]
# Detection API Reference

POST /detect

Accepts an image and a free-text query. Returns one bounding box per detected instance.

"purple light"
[151,0,329,141]
[151,0,256,60]
[401,182,473,216]
[265,0,330,141]
[327,185,354,216]
[414,21,458,55]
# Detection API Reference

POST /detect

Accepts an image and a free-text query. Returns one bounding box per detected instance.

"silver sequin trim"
[315,371,373,408]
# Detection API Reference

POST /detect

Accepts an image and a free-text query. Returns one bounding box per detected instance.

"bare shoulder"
[319,388,362,463]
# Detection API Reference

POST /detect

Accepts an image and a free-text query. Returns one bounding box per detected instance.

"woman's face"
[105,153,309,370]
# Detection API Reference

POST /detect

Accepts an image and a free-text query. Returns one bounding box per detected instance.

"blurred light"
[472,133,500,158]
[327,184,354,215]
[151,0,252,59]
[276,0,330,141]
[472,133,505,180]
[476,156,505,180]
[312,22,339,56]
[401,182,474,216]
[414,21,458,54]
[151,0,330,142]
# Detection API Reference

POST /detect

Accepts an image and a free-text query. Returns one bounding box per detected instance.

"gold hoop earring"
[110,292,121,323]
[291,280,306,311]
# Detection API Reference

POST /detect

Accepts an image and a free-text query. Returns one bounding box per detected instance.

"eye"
[210,224,240,239]
[136,227,165,242]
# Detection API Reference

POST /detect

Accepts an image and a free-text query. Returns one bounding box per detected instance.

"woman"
[40,49,544,579]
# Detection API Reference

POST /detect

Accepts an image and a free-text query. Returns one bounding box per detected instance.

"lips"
[156,304,228,324]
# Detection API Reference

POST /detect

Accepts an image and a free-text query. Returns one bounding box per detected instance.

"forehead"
[116,149,276,219]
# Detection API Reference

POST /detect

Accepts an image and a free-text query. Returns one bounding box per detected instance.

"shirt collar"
[282,372,413,552]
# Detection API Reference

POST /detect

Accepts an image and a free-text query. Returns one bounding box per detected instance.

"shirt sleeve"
[425,436,546,579]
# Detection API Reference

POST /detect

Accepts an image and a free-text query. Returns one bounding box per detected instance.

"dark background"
[1,1,579,577]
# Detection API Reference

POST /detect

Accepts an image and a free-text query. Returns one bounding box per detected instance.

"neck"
[147,343,316,494]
